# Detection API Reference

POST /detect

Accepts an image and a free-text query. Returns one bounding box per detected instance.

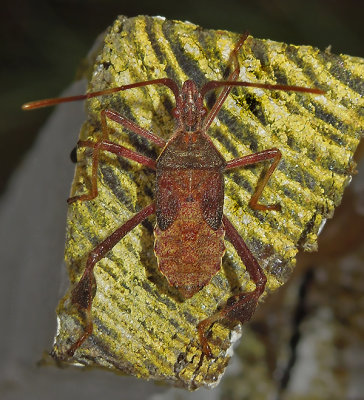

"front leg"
[202,32,249,131]
[197,214,266,358]
[68,109,159,204]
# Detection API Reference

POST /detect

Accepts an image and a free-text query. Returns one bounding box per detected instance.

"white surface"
[0,81,158,399]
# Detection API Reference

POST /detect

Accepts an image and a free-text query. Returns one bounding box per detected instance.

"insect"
[22,32,324,359]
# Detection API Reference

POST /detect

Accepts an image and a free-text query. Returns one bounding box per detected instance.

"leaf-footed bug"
[22,32,324,358]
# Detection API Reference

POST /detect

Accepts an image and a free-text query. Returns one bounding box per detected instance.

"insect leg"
[202,32,249,131]
[68,109,159,203]
[104,109,166,147]
[225,148,282,211]
[197,214,266,358]
[77,140,156,169]
[67,202,156,356]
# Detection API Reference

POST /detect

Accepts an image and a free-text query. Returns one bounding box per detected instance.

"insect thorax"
[156,131,226,170]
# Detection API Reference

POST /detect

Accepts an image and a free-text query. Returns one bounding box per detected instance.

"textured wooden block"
[51,15,363,389]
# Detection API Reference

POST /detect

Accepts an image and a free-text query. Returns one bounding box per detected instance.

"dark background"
[1,0,363,196]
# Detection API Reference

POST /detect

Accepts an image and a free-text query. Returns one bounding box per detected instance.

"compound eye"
[172,107,180,118]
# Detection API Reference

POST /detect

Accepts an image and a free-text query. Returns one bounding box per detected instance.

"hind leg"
[67,203,156,356]
[197,214,266,358]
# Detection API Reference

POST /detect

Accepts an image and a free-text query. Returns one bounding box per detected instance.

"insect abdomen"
[154,201,225,298]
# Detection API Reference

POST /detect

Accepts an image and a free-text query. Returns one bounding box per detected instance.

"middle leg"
[225,148,282,211]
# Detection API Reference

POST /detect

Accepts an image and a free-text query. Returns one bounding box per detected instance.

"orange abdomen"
[154,201,225,298]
